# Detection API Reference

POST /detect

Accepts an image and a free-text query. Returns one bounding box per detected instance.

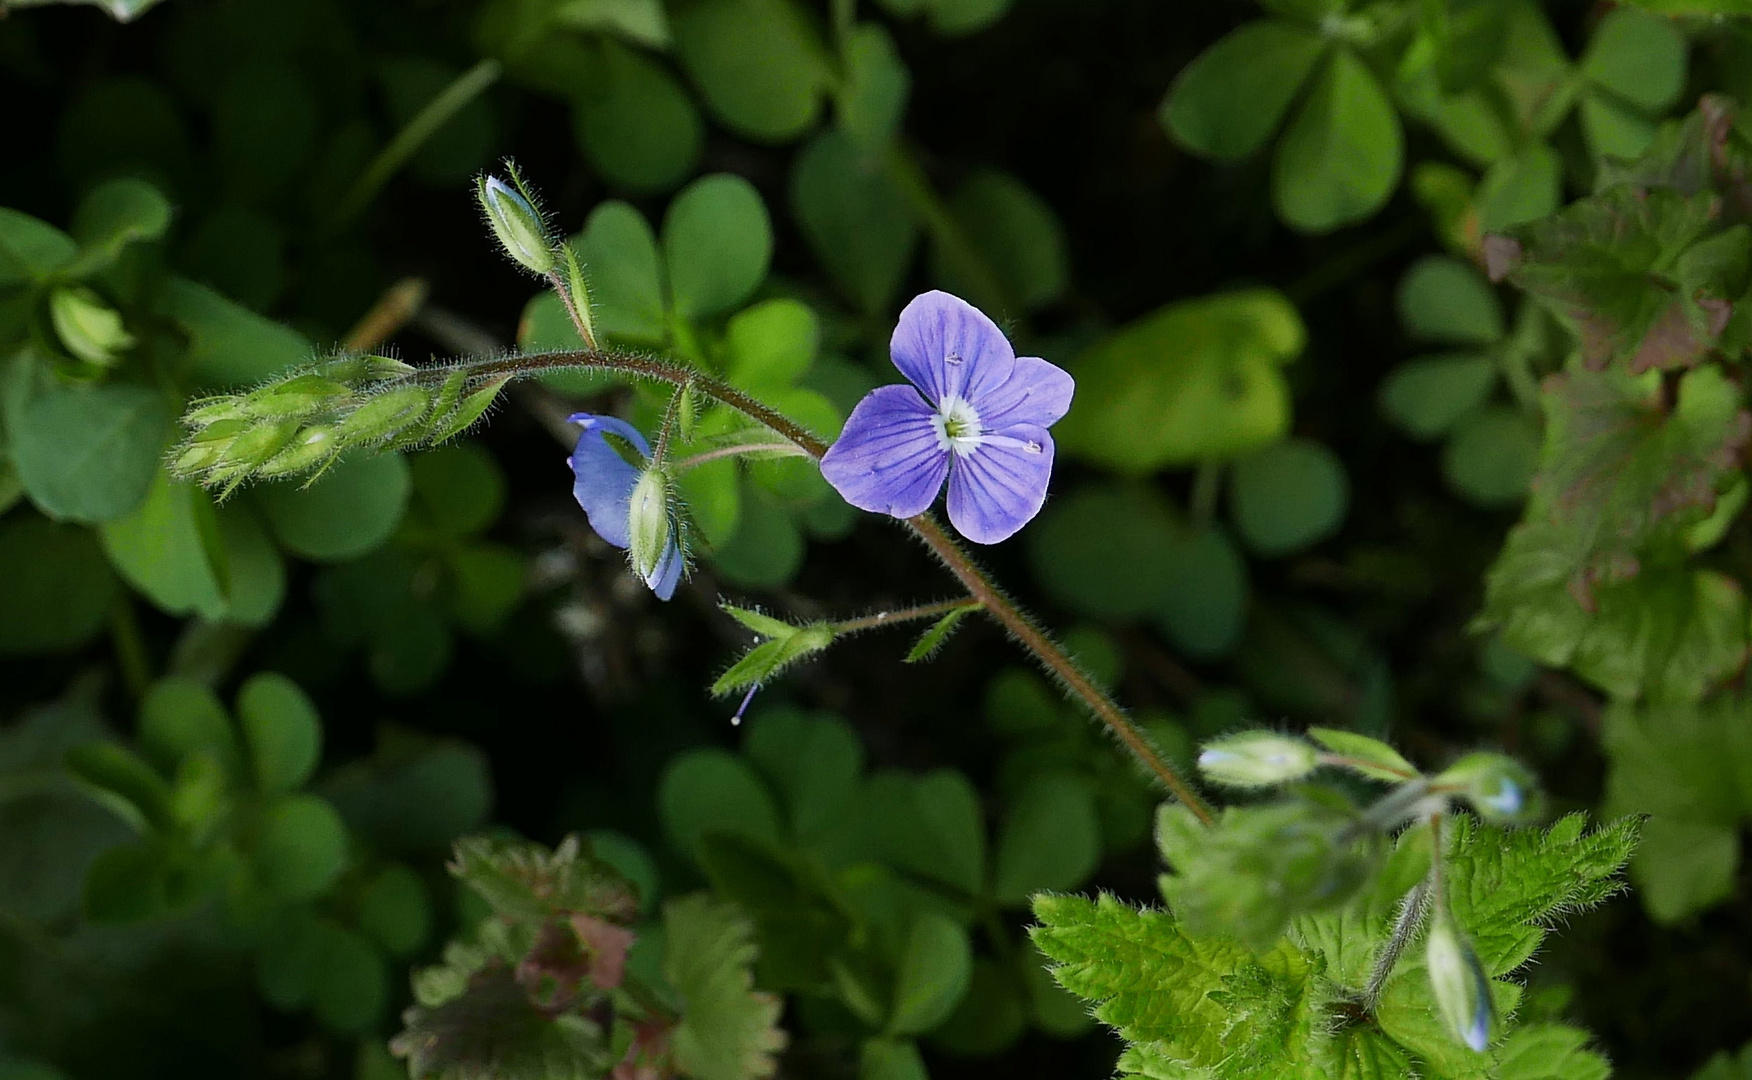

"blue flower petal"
[647,533,684,600]
[567,413,650,550]
[978,356,1076,430]
[820,384,949,518]
[891,290,1017,407]
[945,426,1055,544]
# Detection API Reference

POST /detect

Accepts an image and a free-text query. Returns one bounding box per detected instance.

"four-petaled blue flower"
[567,413,683,599]
[821,291,1074,544]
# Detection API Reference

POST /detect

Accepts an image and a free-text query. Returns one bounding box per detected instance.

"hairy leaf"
[664,894,787,1080]
[1486,186,1734,372]
[1031,893,1328,1076]
[451,835,640,924]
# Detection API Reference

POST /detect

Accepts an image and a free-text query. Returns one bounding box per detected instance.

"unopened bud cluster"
[171,355,510,492]
[1195,732,1545,825]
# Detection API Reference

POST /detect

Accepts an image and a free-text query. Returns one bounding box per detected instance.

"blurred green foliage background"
[5,0,1752,1078]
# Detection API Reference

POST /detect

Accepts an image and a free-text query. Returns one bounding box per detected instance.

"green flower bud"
[627,467,673,583]
[1426,911,1493,1052]
[50,285,134,367]
[238,374,352,419]
[332,387,433,445]
[319,355,416,385]
[1197,732,1318,788]
[171,418,252,477]
[362,355,417,382]
[1436,753,1543,824]
[478,171,555,275]
[257,426,339,478]
[217,419,301,466]
[183,397,251,428]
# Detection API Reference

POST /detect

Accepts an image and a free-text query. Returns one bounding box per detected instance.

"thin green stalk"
[109,598,152,700]
[674,442,811,470]
[1190,460,1222,530]
[329,59,502,231]
[883,145,1012,317]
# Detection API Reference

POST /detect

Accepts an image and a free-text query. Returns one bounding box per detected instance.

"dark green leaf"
[1273,50,1403,233]
[12,383,171,524]
[1161,21,1325,161]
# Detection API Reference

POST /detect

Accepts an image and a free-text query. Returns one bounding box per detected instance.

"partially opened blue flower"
[567,413,683,599]
[821,291,1074,544]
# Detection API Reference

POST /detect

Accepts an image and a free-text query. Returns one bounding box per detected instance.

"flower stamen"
[933,396,985,455]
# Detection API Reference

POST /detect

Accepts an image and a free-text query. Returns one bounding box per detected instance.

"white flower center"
[932,395,984,455]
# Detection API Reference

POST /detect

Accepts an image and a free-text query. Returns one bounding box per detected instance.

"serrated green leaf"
[1495,1023,1612,1080]
[392,959,611,1080]
[1487,186,1729,372]
[450,834,640,924]
[664,894,787,1080]
[1478,363,1752,701]
[1157,796,1379,949]
[1441,814,1638,976]
[1031,893,1327,1075]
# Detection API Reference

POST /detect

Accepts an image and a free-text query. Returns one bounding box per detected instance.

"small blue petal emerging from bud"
[1437,753,1543,825]
[478,171,556,275]
[567,413,683,599]
[1196,732,1319,788]
[1426,912,1494,1053]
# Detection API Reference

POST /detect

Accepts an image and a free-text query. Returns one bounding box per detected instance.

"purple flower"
[567,413,683,599]
[820,291,1074,544]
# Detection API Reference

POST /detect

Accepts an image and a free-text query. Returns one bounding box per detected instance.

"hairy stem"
[1362,876,1431,1012]
[830,599,976,635]
[674,442,811,470]
[906,513,1215,823]
[392,346,1215,822]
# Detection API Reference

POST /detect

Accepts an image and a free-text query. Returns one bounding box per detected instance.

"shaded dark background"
[2,0,1746,1077]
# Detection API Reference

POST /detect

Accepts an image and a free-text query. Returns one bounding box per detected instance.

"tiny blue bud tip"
[1464,1015,1491,1053]
[820,291,1074,545]
[1481,779,1522,817]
